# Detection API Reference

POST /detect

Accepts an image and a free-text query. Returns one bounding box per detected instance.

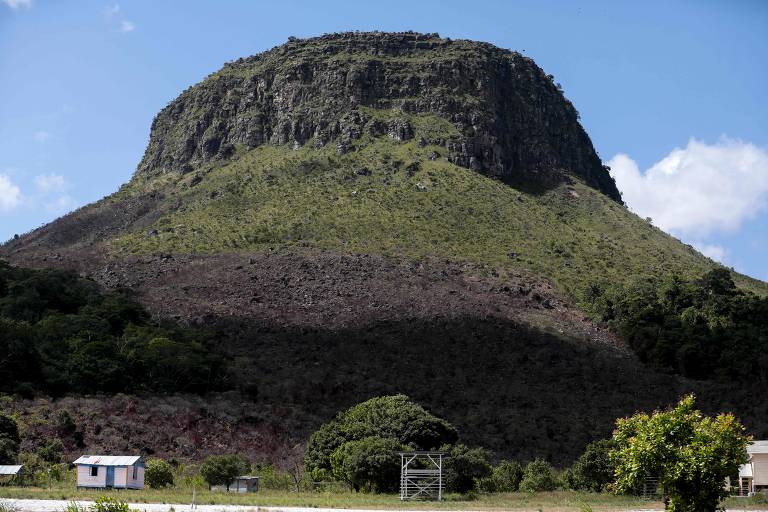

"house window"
[132,466,138,480]
[90,466,98,477]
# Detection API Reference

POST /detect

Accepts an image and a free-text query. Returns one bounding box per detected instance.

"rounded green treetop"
[304,394,458,481]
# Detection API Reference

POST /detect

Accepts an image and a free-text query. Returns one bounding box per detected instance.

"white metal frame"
[399,452,445,501]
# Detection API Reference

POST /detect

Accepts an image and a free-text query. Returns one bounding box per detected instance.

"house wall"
[125,464,145,489]
[753,454,768,486]
[77,465,107,488]
[114,467,127,487]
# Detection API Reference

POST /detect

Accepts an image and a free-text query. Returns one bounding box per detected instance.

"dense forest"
[0,260,227,396]
[586,268,768,383]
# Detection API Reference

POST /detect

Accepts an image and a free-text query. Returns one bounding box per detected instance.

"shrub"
[0,414,20,464]
[442,444,493,493]
[488,460,524,492]
[200,454,250,490]
[612,395,749,512]
[63,502,88,512]
[520,459,558,492]
[91,497,129,512]
[145,459,175,488]
[330,436,402,493]
[253,464,295,491]
[38,439,65,464]
[567,439,616,491]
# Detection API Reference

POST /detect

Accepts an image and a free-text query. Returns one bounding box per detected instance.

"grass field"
[2,486,768,511]
[0,486,664,511]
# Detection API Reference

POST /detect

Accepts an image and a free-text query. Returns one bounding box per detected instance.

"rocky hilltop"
[3,32,766,465]
[138,31,621,200]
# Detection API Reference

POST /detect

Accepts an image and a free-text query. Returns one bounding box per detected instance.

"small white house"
[73,455,145,490]
[210,476,260,493]
[0,465,25,484]
[736,441,768,495]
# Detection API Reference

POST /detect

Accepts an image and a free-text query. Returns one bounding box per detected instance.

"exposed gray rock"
[135,31,622,202]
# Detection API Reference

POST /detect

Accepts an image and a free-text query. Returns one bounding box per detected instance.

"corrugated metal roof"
[73,455,141,466]
[0,465,23,475]
[748,441,768,454]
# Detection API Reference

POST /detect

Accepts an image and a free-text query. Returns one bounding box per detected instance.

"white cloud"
[34,173,68,194]
[105,4,135,33]
[33,173,77,214]
[104,3,120,18]
[2,0,32,9]
[44,194,78,213]
[693,242,728,264]
[33,130,50,143]
[608,138,768,237]
[0,174,22,211]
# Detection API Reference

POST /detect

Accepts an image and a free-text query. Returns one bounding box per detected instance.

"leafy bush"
[442,444,493,493]
[145,459,175,488]
[566,439,616,492]
[479,460,523,492]
[38,439,64,464]
[91,497,129,512]
[305,395,457,479]
[330,436,402,492]
[612,395,749,512]
[0,414,20,464]
[200,454,250,490]
[63,502,88,512]
[252,464,293,491]
[520,459,558,492]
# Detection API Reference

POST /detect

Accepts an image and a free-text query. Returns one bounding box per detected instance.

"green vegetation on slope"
[585,268,768,383]
[112,109,763,300]
[0,261,227,396]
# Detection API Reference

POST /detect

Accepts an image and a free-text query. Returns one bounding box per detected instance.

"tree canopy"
[586,268,768,383]
[145,459,175,488]
[566,439,616,492]
[611,395,749,512]
[200,454,250,490]
[330,436,403,492]
[304,394,458,481]
[0,261,227,395]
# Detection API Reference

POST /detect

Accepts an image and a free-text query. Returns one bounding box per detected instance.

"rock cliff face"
[137,31,622,201]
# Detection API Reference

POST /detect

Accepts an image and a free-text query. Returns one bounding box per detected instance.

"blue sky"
[1,0,767,281]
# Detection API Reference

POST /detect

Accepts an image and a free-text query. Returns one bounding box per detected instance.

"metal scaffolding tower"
[399,452,445,501]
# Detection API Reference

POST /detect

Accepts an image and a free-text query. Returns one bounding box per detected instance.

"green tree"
[305,395,458,479]
[442,444,493,493]
[567,439,616,492]
[0,413,20,464]
[491,460,524,492]
[611,395,749,512]
[145,459,175,488]
[519,459,558,492]
[584,269,768,384]
[200,455,250,491]
[38,439,65,464]
[330,436,402,492]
